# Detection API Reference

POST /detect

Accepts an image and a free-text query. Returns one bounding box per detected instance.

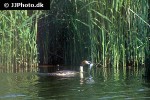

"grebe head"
[81,60,92,65]
[81,60,93,70]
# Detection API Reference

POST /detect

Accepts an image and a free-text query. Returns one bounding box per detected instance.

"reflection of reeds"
[0,11,40,72]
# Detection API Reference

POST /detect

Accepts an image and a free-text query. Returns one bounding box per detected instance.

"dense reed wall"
[0,0,149,72]
[44,0,149,67]
[0,11,40,72]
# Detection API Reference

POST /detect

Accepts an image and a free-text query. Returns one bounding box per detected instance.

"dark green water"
[0,67,150,100]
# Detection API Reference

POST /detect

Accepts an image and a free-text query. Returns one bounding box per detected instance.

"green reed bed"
[0,11,40,72]
[0,0,149,72]
[60,0,149,67]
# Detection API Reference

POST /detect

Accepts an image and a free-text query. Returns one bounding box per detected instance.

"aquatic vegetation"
[0,0,149,72]
[0,11,41,72]
[51,0,149,68]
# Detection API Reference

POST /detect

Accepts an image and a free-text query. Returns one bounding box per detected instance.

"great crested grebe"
[38,60,94,77]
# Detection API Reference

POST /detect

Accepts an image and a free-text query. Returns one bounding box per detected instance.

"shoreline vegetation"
[0,0,149,73]
[0,11,40,72]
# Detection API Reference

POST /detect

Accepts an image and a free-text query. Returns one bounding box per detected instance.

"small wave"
[0,94,26,99]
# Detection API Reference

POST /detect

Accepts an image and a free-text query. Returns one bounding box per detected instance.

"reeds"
[56,0,149,67]
[0,10,40,72]
[0,0,149,72]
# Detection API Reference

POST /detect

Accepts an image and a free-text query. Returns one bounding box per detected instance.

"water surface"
[0,67,150,100]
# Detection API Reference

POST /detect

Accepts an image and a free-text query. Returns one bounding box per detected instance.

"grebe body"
[38,70,78,77]
[38,60,93,77]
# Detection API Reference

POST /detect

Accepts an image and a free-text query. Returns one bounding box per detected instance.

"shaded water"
[0,67,150,100]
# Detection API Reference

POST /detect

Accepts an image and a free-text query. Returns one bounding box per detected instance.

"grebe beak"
[89,63,93,70]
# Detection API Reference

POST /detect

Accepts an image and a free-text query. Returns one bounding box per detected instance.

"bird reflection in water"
[80,60,95,84]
